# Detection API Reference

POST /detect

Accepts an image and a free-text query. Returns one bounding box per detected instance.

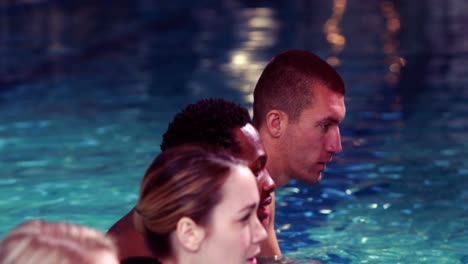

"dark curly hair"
[160,98,251,154]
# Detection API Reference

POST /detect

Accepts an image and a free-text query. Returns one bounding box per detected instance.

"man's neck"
[260,129,289,188]
[265,161,289,188]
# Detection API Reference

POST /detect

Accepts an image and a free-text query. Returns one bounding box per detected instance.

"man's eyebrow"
[320,116,341,124]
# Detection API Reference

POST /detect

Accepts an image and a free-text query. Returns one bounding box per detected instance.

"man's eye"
[253,168,262,176]
[320,123,330,131]
[250,165,262,176]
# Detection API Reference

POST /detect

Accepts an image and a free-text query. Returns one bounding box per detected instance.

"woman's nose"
[252,217,267,243]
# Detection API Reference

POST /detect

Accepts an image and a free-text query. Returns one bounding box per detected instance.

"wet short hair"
[253,49,345,127]
[0,220,117,264]
[134,144,245,259]
[160,98,251,154]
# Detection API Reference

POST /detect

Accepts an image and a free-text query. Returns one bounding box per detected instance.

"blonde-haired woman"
[0,220,118,264]
[133,144,267,264]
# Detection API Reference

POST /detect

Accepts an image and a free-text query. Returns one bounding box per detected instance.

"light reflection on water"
[1,1,468,263]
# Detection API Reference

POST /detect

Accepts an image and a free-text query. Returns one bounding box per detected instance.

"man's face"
[281,86,346,185]
[234,124,276,227]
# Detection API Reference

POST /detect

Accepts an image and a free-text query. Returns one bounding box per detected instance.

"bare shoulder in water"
[258,256,324,264]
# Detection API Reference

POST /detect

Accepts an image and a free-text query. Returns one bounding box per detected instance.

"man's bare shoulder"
[107,209,135,235]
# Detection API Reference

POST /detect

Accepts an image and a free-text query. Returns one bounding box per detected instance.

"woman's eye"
[240,214,250,223]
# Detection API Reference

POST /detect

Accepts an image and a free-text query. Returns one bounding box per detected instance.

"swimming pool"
[1,1,467,263]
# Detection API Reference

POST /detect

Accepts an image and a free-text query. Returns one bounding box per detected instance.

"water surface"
[1,1,467,263]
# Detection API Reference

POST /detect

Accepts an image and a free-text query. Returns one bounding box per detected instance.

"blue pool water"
[1,1,467,263]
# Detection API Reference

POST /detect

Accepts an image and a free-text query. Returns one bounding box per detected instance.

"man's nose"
[261,170,276,193]
[327,127,342,154]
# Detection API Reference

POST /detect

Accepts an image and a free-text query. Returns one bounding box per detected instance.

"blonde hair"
[0,220,117,264]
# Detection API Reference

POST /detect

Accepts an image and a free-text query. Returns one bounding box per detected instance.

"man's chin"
[258,207,270,227]
[301,171,322,184]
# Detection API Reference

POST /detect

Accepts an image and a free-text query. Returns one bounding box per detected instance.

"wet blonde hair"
[0,220,117,264]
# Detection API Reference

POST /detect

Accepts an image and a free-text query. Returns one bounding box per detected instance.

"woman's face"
[199,165,267,264]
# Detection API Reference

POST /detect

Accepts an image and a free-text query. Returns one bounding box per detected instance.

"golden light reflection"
[323,0,347,66]
[248,16,273,28]
[231,52,249,66]
[382,0,405,86]
[222,7,279,106]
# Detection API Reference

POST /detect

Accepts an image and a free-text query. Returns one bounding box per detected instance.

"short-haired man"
[108,98,277,262]
[253,49,346,257]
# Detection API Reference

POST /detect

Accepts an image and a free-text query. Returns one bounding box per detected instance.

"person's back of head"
[160,98,251,154]
[134,144,266,264]
[0,220,118,264]
[253,49,346,127]
[133,144,242,259]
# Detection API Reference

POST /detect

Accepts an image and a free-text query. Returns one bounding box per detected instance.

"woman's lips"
[247,248,260,264]
[247,257,257,264]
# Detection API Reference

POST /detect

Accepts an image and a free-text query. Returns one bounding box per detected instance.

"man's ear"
[176,217,206,252]
[265,110,288,138]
